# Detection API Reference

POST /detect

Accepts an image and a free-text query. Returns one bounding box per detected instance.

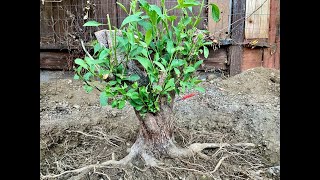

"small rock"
[111,112,117,117]
[68,94,73,99]
[268,166,280,176]
[73,104,80,109]
[209,80,214,84]
[207,74,216,81]
[67,79,72,84]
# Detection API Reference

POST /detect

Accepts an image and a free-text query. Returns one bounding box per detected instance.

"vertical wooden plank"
[274,0,280,69]
[228,0,246,76]
[245,0,270,39]
[262,0,279,68]
[40,2,55,47]
[241,48,263,71]
[274,36,280,69]
[99,0,117,27]
[208,0,231,39]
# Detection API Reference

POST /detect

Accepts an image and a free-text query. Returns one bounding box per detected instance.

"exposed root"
[66,130,125,147]
[41,141,255,179]
[140,152,162,167]
[168,142,255,158]
[211,156,229,173]
[41,143,138,179]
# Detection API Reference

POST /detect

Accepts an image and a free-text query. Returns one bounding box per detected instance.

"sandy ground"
[40,67,280,180]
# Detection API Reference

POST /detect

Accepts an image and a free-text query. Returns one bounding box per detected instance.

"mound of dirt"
[175,67,280,164]
[40,67,280,180]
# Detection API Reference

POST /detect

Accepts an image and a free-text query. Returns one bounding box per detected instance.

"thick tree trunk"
[125,94,179,166]
[136,108,173,150]
[134,104,175,156]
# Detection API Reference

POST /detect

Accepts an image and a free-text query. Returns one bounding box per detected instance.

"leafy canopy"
[74,0,220,116]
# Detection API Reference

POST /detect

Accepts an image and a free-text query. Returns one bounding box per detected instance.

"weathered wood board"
[245,0,270,39]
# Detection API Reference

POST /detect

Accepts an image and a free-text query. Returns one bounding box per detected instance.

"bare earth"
[40,67,280,180]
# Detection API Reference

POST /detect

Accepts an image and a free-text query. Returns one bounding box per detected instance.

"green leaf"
[149,5,164,19]
[132,82,139,89]
[83,72,92,80]
[153,85,163,92]
[130,46,143,57]
[203,46,209,58]
[139,86,149,99]
[83,21,106,27]
[116,2,128,14]
[164,78,175,91]
[181,17,191,26]
[180,33,187,38]
[138,0,148,6]
[166,40,175,55]
[154,61,165,72]
[161,58,168,66]
[148,10,158,25]
[154,52,160,61]
[133,56,152,70]
[138,20,153,31]
[139,41,148,48]
[94,43,101,54]
[178,0,184,5]
[118,100,126,109]
[120,12,143,28]
[75,58,88,69]
[99,48,110,60]
[145,29,153,46]
[170,59,185,68]
[117,36,129,49]
[167,15,177,22]
[84,56,94,65]
[195,86,205,93]
[194,79,202,85]
[111,100,118,108]
[127,74,141,81]
[175,46,184,51]
[83,85,93,93]
[174,68,181,76]
[141,48,149,58]
[109,81,117,86]
[210,3,220,22]
[185,66,196,73]
[129,92,140,100]
[134,104,144,111]
[76,66,82,74]
[203,42,213,46]
[74,74,79,80]
[176,0,200,8]
[100,92,108,106]
[194,60,203,69]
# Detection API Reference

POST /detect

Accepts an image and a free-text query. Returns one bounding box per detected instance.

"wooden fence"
[40,0,280,75]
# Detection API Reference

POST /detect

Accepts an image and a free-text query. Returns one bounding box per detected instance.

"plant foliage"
[74,0,220,116]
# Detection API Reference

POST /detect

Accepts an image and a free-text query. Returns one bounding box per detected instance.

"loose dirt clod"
[40,67,280,180]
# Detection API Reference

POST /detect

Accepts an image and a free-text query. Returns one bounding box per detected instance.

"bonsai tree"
[72,0,225,170]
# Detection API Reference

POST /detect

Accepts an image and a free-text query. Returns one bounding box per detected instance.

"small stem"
[192,0,205,28]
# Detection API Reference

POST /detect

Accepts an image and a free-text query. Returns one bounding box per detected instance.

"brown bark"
[133,97,176,158]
